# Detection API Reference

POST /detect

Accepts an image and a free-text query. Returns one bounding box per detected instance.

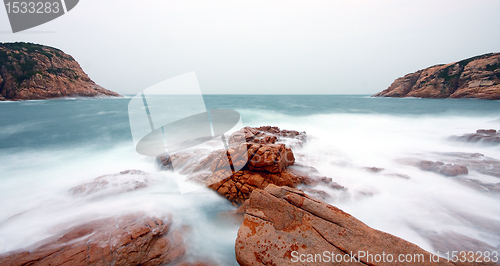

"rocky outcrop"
[214,143,295,174]
[373,53,500,99]
[157,126,306,174]
[202,142,299,205]
[158,125,354,204]
[0,42,120,100]
[228,126,307,148]
[208,168,303,205]
[399,158,470,177]
[450,129,500,144]
[429,152,500,178]
[0,214,185,266]
[399,152,500,193]
[419,160,469,177]
[157,126,308,205]
[235,185,459,266]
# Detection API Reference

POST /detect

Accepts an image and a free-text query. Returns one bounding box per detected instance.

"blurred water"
[0,95,499,263]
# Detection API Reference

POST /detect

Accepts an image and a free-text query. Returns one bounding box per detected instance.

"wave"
[0,107,499,262]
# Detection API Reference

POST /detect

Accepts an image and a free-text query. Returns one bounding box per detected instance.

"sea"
[0,95,499,264]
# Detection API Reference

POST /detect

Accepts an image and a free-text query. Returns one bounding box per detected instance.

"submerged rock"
[450,129,500,145]
[384,173,412,179]
[329,181,348,190]
[419,160,469,177]
[418,229,500,259]
[69,169,149,197]
[455,178,500,194]
[400,153,500,193]
[400,158,469,177]
[434,152,500,178]
[363,166,385,173]
[0,214,184,266]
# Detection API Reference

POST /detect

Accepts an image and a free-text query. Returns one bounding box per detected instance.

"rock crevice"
[235,185,464,266]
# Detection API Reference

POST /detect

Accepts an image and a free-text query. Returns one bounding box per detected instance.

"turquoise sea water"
[1,95,499,150]
[0,95,499,264]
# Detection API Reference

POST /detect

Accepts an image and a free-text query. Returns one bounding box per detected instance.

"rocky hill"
[0,42,120,100]
[373,53,500,100]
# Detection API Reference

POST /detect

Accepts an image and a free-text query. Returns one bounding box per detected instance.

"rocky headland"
[373,53,500,99]
[0,42,120,100]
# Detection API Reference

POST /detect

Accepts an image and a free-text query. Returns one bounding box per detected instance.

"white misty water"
[241,110,500,254]
[0,97,499,264]
[0,140,242,264]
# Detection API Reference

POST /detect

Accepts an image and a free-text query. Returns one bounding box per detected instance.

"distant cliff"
[373,53,500,100]
[0,42,120,100]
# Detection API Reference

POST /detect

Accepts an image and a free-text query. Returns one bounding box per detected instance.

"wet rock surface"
[207,168,303,205]
[69,169,149,197]
[399,152,500,194]
[235,185,457,266]
[228,126,307,148]
[420,230,500,256]
[7,125,498,266]
[419,160,469,177]
[156,126,308,205]
[455,178,500,194]
[450,129,500,145]
[0,214,185,266]
[208,142,295,174]
[434,152,500,178]
[201,142,300,204]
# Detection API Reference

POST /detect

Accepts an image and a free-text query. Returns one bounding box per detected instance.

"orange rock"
[245,143,294,173]
[208,169,303,205]
[158,126,307,204]
[0,214,185,266]
[236,185,462,266]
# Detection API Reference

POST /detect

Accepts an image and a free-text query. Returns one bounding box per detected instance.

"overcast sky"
[1,0,499,95]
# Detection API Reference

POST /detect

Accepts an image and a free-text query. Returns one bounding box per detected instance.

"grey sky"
[1,0,499,95]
